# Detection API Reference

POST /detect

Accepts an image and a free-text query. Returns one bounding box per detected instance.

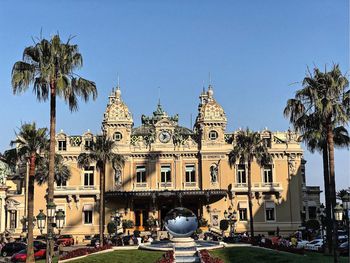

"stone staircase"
[174,246,200,263]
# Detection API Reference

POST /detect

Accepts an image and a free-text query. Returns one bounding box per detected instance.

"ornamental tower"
[194,85,227,147]
[102,84,133,147]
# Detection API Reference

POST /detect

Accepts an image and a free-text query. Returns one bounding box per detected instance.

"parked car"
[305,239,323,251]
[57,235,74,246]
[1,242,27,257]
[338,241,349,256]
[10,248,46,262]
[296,239,309,249]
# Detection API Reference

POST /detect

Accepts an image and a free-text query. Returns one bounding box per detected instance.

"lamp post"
[36,210,47,234]
[317,204,325,247]
[46,202,56,263]
[55,209,65,235]
[334,204,343,263]
[224,206,237,237]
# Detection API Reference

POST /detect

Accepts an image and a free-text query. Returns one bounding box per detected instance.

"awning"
[83,204,93,211]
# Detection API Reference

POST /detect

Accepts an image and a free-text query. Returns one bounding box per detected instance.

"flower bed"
[199,249,224,263]
[155,250,174,263]
[59,244,112,260]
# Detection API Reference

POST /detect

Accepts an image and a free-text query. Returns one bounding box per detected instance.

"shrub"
[155,250,175,263]
[122,219,135,229]
[199,250,224,263]
[305,219,320,232]
[59,244,112,260]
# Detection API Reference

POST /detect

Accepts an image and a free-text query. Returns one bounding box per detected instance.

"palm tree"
[284,64,350,257]
[228,128,271,237]
[294,113,349,252]
[77,135,125,245]
[11,34,97,259]
[11,123,48,263]
[35,154,71,186]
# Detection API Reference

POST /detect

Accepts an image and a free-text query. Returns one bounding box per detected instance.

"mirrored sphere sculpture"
[164,207,198,237]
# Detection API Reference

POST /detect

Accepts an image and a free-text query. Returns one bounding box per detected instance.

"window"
[136,166,146,183]
[58,140,66,151]
[185,165,196,183]
[113,132,123,141]
[308,206,317,219]
[83,204,93,224]
[9,210,17,229]
[84,139,93,150]
[84,167,94,186]
[57,179,67,187]
[239,209,247,221]
[238,202,248,221]
[263,165,273,183]
[237,165,246,184]
[265,202,275,221]
[209,130,218,140]
[161,165,171,183]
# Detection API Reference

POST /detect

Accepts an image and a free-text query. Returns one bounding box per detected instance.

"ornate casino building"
[4,83,306,241]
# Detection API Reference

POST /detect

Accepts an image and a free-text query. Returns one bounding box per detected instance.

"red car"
[11,248,46,262]
[57,235,75,246]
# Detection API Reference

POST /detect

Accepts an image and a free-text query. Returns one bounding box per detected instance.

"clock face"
[159,130,171,143]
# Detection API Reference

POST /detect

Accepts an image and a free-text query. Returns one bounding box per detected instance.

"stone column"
[0,186,8,233]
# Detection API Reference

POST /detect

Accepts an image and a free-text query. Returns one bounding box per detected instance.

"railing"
[232,182,282,192]
[54,185,99,195]
[159,182,173,188]
[184,182,197,188]
[134,182,148,188]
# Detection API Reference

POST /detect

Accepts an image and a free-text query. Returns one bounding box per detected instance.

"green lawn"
[37,249,163,263]
[210,247,349,263]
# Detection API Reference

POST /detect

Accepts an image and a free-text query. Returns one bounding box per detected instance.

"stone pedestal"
[171,237,196,247]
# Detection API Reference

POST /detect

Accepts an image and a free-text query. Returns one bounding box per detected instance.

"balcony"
[159,182,173,189]
[54,185,99,196]
[232,182,282,193]
[133,182,148,189]
[183,182,197,189]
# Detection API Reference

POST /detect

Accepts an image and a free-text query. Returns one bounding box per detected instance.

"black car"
[1,242,27,257]
[33,240,46,249]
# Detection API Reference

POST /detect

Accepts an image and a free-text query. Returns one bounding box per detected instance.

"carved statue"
[210,164,218,183]
[115,169,122,186]
[0,160,10,186]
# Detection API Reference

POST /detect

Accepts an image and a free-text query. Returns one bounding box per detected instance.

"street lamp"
[224,206,237,237]
[46,202,57,263]
[36,210,47,234]
[55,209,65,234]
[317,204,325,246]
[334,204,343,222]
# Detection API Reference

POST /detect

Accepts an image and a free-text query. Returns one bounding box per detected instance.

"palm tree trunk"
[326,122,338,262]
[247,162,254,238]
[322,145,332,254]
[26,154,36,263]
[99,163,106,246]
[46,80,56,263]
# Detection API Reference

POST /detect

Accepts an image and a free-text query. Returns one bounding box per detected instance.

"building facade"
[4,84,306,241]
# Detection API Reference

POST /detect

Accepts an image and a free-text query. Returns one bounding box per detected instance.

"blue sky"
[0,0,349,196]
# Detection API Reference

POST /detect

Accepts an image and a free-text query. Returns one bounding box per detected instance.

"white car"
[305,239,323,251]
[296,239,309,249]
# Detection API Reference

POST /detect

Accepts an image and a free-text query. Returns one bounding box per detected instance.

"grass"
[36,247,349,263]
[37,249,163,263]
[210,247,349,263]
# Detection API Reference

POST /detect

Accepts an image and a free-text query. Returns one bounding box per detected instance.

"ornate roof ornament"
[102,84,133,126]
[196,85,227,124]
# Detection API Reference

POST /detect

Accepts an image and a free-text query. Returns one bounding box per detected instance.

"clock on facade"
[159,130,171,143]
